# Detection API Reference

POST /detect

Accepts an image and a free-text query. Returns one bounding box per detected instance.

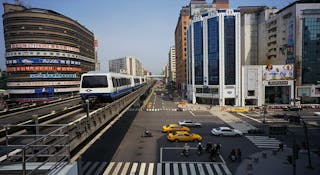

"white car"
[178,120,202,127]
[211,127,243,136]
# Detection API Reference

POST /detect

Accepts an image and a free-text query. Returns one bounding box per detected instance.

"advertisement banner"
[30,73,77,79]
[6,58,81,65]
[35,88,54,93]
[262,64,294,81]
[7,81,80,87]
[7,66,82,72]
[10,43,79,52]
[6,51,95,63]
[311,85,320,97]
[8,87,79,94]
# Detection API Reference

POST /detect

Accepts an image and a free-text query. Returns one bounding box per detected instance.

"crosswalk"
[81,161,232,175]
[80,161,108,175]
[245,135,285,149]
[128,108,197,112]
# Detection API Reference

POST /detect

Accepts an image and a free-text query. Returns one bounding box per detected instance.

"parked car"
[167,131,202,142]
[282,106,302,111]
[229,108,249,113]
[285,115,301,124]
[176,107,183,111]
[272,114,286,118]
[162,124,190,133]
[211,127,243,136]
[178,120,202,127]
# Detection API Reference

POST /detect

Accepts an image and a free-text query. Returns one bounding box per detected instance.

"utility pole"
[302,120,313,169]
[262,104,267,124]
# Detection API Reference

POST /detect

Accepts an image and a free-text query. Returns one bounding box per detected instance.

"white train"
[80,72,146,103]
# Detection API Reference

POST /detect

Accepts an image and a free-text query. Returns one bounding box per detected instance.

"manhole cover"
[140,140,144,143]
[138,146,143,149]
[136,153,142,156]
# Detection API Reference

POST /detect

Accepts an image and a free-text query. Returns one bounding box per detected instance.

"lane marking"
[147,163,154,175]
[103,162,115,175]
[237,113,262,123]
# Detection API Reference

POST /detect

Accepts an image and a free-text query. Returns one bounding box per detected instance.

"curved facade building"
[2,3,95,103]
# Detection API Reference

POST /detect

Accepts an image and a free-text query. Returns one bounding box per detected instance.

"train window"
[82,76,108,88]
[112,78,116,87]
[117,79,121,87]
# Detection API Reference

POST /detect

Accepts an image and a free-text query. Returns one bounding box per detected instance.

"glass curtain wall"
[207,17,219,85]
[302,17,320,84]
[194,21,203,85]
[224,16,236,85]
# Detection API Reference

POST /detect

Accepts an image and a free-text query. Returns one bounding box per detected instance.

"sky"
[0,0,296,74]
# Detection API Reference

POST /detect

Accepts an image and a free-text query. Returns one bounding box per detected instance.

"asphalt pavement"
[76,85,320,175]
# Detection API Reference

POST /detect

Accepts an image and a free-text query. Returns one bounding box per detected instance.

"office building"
[186,9,241,106]
[175,6,190,93]
[168,46,176,82]
[175,0,229,96]
[263,1,320,103]
[3,3,95,103]
[242,65,295,106]
[109,56,143,76]
[239,6,278,65]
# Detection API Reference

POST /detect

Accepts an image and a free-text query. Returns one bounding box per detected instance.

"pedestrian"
[278,143,284,152]
[197,142,203,155]
[236,148,242,161]
[182,143,190,156]
[210,147,217,162]
[216,143,221,154]
[206,142,212,153]
[229,149,236,162]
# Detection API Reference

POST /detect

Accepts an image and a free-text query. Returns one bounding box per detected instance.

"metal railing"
[2,124,70,175]
[0,82,154,174]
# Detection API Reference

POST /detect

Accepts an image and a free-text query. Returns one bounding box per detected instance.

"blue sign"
[30,73,77,79]
[6,58,81,65]
[35,88,54,94]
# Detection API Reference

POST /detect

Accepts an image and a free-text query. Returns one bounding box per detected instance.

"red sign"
[7,66,82,72]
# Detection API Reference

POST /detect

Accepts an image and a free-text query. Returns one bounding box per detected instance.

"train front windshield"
[82,76,108,88]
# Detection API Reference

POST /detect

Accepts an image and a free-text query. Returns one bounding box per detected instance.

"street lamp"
[262,104,267,124]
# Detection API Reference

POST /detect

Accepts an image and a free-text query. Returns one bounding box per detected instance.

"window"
[194,21,203,85]
[224,16,236,85]
[82,76,108,88]
[207,17,219,85]
[248,90,255,96]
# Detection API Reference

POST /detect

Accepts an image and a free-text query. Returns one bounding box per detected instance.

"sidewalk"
[208,110,257,134]
[235,148,320,175]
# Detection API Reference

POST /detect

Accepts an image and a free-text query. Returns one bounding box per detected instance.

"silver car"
[211,127,243,136]
[178,120,202,127]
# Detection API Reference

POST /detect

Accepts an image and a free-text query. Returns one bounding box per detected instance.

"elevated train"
[80,72,146,104]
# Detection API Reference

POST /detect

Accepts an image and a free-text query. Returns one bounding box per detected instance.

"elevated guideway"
[0,82,155,175]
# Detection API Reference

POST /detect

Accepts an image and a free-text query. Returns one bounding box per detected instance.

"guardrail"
[0,82,154,174]
[0,124,70,175]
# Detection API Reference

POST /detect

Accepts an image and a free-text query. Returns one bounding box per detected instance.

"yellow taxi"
[167,131,202,142]
[229,108,249,113]
[162,124,190,133]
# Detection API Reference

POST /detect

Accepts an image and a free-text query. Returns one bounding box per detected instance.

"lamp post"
[262,104,267,124]
[287,130,297,175]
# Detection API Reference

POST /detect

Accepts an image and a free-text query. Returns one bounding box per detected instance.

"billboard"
[11,43,79,52]
[7,66,82,72]
[7,58,81,65]
[311,85,320,97]
[262,64,294,81]
[7,81,80,87]
[30,73,77,79]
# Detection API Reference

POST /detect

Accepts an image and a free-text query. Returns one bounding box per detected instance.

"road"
[75,83,320,175]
